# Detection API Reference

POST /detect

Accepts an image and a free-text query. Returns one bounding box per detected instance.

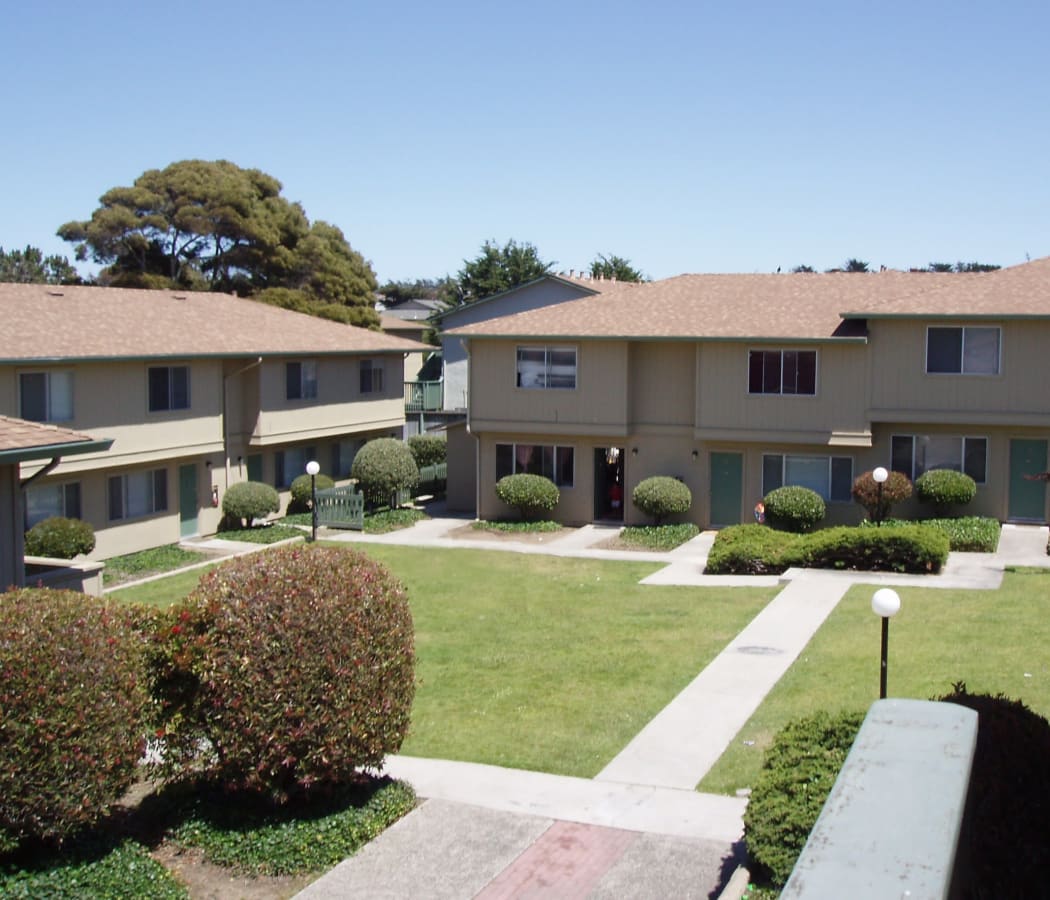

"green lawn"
[359,545,775,777]
[108,564,219,607]
[699,567,1050,796]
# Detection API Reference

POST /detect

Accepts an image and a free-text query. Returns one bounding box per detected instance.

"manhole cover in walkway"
[736,645,783,655]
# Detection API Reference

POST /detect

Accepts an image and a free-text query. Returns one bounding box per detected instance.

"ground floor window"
[109,469,167,521]
[25,481,81,528]
[496,443,574,487]
[762,454,853,502]
[275,445,318,488]
[891,434,987,483]
[331,440,359,478]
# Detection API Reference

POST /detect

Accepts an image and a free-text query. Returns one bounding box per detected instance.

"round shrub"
[763,485,826,532]
[154,545,415,803]
[221,480,280,526]
[351,438,419,509]
[744,709,864,887]
[495,473,560,520]
[851,470,913,523]
[934,683,1050,897]
[0,588,150,850]
[407,434,446,468]
[631,476,692,526]
[23,516,95,558]
[915,469,976,512]
[287,471,335,513]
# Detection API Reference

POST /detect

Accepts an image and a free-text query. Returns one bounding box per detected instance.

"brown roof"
[447,259,1050,341]
[0,283,427,361]
[0,415,100,452]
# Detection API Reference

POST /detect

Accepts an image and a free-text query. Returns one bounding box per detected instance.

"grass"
[108,564,218,608]
[358,545,775,777]
[472,519,562,533]
[102,544,210,586]
[619,523,700,551]
[699,567,1050,796]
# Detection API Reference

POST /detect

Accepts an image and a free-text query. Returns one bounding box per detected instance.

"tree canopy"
[0,245,80,284]
[589,253,645,282]
[57,160,379,327]
[448,239,553,304]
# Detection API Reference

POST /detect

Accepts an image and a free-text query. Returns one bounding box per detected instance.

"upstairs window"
[891,434,987,484]
[516,346,577,389]
[748,350,816,395]
[926,327,999,375]
[286,361,318,400]
[360,359,385,394]
[148,366,190,411]
[19,371,73,422]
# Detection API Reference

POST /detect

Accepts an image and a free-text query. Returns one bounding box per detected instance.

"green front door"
[1009,439,1047,521]
[179,464,198,538]
[709,452,743,526]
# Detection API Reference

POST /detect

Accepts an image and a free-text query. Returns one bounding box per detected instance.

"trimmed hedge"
[0,589,150,850]
[860,516,1000,552]
[851,470,913,522]
[23,516,95,559]
[351,439,419,509]
[631,476,692,526]
[288,472,335,513]
[495,473,560,520]
[221,481,280,526]
[763,486,825,533]
[705,524,950,575]
[744,710,864,887]
[153,545,415,803]
[407,434,446,468]
[915,469,976,512]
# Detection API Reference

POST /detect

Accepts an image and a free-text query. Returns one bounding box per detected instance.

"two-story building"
[446,258,1050,526]
[1,283,425,558]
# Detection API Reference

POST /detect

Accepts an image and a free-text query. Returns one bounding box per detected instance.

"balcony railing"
[404,380,443,412]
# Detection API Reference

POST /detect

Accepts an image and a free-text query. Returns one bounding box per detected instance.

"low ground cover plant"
[472,519,562,533]
[495,473,559,520]
[23,516,95,558]
[631,476,692,525]
[861,516,1000,552]
[763,486,825,532]
[0,589,150,852]
[705,524,949,574]
[619,523,699,551]
[102,544,209,586]
[153,545,415,802]
[214,523,304,544]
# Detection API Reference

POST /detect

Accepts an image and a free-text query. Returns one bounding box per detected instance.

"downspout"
[463,338,481,520]
[223,357,263,488]
[19,457,61,491]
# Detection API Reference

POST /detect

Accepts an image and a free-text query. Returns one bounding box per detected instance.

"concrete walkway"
[290,516,1048,898]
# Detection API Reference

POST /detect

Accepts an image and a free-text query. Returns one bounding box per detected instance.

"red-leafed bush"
[0,588,150,850]
[153,544,415,802]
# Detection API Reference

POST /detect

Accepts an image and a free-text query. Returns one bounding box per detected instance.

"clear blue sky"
[3,1,1047,283]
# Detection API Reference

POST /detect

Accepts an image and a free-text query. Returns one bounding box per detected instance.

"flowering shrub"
[0,588,150,850]
[631,476,692,525]
[23,516,95,558]
[153,545,415,802]
[221,480,279,527]
[495,473,559,520]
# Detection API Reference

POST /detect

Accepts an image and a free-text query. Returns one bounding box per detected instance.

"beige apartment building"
[447,257,1050,527]
[1,283,424,558]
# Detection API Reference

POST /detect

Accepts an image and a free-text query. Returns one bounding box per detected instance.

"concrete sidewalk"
[290,517,1049,898]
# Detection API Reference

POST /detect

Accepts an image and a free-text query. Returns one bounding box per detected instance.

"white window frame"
[890,434,988,484]
[286,360,318,400]
[18,370,74,422]
[516,346,577,390]
[495,442,575,487]
[925,326,1000,375]
[762,453,853,502]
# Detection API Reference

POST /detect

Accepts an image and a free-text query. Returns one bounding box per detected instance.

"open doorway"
[594,447,625,522]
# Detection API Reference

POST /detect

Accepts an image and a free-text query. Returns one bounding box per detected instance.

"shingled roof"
[0,415,112,464]
[446,258,1050,341]
[0,283,427,362]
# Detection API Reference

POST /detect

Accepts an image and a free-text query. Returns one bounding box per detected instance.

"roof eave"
[0,437,114,465]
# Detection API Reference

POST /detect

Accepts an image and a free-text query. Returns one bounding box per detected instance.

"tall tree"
[0,245,81,284]
[379,277,453,304]
[58,160,378,326]
[955,261,1000,273]
[791,264,816,273]
[450,239,552,304]
[843,258,870,273]
[589,253,645,282]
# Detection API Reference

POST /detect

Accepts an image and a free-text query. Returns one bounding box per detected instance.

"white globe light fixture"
[872,466,889,527]
[306,460,320,541]
[872,587,901,699]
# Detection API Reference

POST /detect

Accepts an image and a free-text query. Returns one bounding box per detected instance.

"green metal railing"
[404,380,443,412]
